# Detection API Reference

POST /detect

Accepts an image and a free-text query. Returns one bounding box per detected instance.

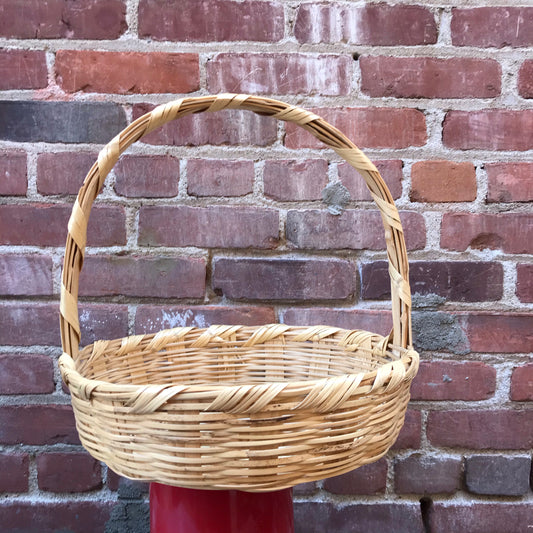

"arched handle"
[60,94,412,359]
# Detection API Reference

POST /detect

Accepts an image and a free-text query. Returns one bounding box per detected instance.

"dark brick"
[187,159,254,197]
[0,49,47,89]
[37,452,102,492]
[465,455,530,496]
[107,470,149,495]
[0,101,127,143]
[0,303,59,346]
[37,152,96,195]
[292,481,317,496]
[79,304,129,344]
[323,459,387,495]
[0,254,53,295]
[212,257,355,301]
[0,150,26,195]
[394,454,462,495]
[511,364,533,401]
[338,160,402,200]
[287,210,425,251]
[0,453,29,492]
[517,264,533,303]
[361,261,503,302]
[392,410,422,450]
[0,354,54,394]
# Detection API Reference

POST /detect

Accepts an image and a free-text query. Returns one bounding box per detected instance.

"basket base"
[150,483,294,533]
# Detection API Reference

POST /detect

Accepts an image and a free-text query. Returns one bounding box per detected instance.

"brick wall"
[0,1,532,531]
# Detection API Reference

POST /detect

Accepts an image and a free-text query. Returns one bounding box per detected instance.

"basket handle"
[60,94,413,359]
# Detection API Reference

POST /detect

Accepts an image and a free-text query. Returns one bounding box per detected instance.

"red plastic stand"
[150,483,294,533]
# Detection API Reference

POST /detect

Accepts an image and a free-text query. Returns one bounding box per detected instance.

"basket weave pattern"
[59,94,419,491]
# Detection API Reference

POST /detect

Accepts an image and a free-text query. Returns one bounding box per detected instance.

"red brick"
[361,261,503,302]
[139,205,279,249]
[37,452,102,492]
[294,3,436,45]
[323,459,387,495]
[452,7,533,48]
[37,152,96,195]
[139,0,283,42]
[511,364,533,401]
[0,405,79,445]
[443,110,533,151]
[411,161,477,202]
[287,210,425,251]
[133,104,277,147]
[411,361,496,401]
[361,56,500,99]
[0,354,54,394]
[79,255,206,299]
[207,53,352,96]
[0,150,26,195]
[441,213,533,254]
[429,503,533,533]
[392,410,421,450]
[0,0,126,39]
[518,60,533,98]
[188,159,253,197]
[0,254,52,295]
[212,257,355,301]
[285,107,427,150]
[264,159,328,201]
[114,155,180,198]
[0,49,47,89]
[0,502,113,533]
[56,50,199,94]
[79,304,129,344]
[427,410,533,449]
[0,204,126,246]
[135,305,276,333]
[394,454,462,494]
[338,160,402,201]
[486,162,533,203]
[517,264,533,303]
[0,454,29,493]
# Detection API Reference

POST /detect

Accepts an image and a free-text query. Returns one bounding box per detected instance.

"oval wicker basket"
[59,94,419,492]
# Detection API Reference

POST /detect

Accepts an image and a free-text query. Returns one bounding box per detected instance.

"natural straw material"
[59,94,419,492]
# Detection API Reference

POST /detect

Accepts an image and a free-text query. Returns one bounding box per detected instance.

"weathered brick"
[0,502,113,533]
[114,155,180,198]
[37,452,102,493]
[107,470,149,495]
[394,454,462,495]
[511,364,533,401]
[292,481,317,496]
[294,502,424,533]
[443,110,533,151]
[133,104,277,147]
[263,159,328,201]
[187,159,253,197]
[79,304,129,344]
[0,101,127,143]
[285,107,427,150]
[287,210,425,251]
[207,53,352,96]
[441,213,533,254]
[139,0,283,42]
[486,162,533,202]
[361,261,503,302]
[451,7,533,48]
[411,361,496,401]
[465,455,530,496]
[0,150,26,195]
[0,354,54,394]
[411,160,477,202]
[135,305,276,333]
[212,257,355,301]
[323,459,387,495]
[0,254,52,296]
[37,152,96,195]
[519,60,533,98]
[294,3,436,45]
[56,50,199,94]
[139,205,279,249]
[392,410,421,450]
[0,405,79,445]
[0,49,47,89]
[517,264,533,303]
[0,204,126,246]
[361,56,500,99]
[0,454,29,493]
[427,410,533,449]
[79,255,206,299]
[338,160,403,201]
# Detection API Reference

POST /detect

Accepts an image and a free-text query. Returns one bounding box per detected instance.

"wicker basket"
[59,94,419,492]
